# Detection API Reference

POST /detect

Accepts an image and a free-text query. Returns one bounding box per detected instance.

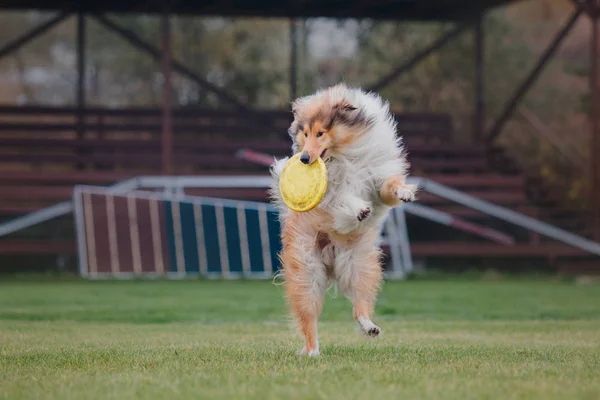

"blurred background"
[0,0,599,278]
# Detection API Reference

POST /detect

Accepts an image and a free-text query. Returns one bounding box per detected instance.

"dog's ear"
[341,102,357,112]
[334,102,357,112]
[331,101,374,131]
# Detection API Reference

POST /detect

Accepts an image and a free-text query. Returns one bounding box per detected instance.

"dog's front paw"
[394,184,418,203]
[333,200,370,234]
[357,207,371,221]
[358,317,381,338]
[297,347,320,357]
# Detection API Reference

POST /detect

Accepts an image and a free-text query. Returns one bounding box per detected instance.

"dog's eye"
[316,132,324,137]
[304,132,308,137]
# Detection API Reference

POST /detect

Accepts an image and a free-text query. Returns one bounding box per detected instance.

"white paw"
[358,316,381,338]
[332,199,372,234]
[297,347,320,357]
[395,184,417,203]
[357,207,371,222]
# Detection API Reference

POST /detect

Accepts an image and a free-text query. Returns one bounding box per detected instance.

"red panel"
[89,193,111,274]
[113,195,134,273]
[157,197,171,274]
[135,197,161,273]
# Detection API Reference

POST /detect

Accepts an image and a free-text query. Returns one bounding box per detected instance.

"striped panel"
[179,201,201,274]
[244,209,265,273]
[222,206,243,274]
[163,200,179,274]
[135,197,165,274]
[78,189,285,278]
[89,193,111,274]
[113,195,134,274]
[266,210,283,272]
[200,204,222,274]
[82,192,98,276]
[193,202,208,276]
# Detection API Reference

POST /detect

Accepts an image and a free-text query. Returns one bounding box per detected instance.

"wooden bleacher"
[0,105,595,268]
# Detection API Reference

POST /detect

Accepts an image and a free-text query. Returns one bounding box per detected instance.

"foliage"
[0,0,594,208]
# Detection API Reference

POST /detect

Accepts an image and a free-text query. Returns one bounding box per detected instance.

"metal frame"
[68,174,600,280]
[235,148,516,246]
[487,4,585,142]
[92,14,248,111]
[366,23,470,92]
[0,12,70,61]
[4,174,600,257]
[418,178,600,256]
[0,178,139,237]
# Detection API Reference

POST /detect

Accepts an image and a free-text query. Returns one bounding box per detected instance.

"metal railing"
[1,174,600,278]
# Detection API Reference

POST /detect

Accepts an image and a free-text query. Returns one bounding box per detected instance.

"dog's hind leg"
[281,242,328,356]
[334,233,383,337]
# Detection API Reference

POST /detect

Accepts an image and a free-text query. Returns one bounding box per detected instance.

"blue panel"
[267,210,283,271]
[179,201,200,274]
[163,200,178,273]
[223,207,243,274]
[245,209,264,273]
[201,204,221,273]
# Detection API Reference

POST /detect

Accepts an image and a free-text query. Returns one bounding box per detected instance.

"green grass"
[1,278,599,399]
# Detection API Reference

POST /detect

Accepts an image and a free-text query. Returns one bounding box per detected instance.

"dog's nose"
[300,152,310,164]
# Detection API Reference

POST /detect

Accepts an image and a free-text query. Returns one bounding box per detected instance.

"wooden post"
[161,8,173,175]
[474,15,484,143]
[76,12,86,170]
[290,18,298,102]
[591,0,600,240]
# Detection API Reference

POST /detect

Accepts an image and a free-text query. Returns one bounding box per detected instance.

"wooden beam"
[76,12,86,170]
[0,12,70,61]
[161,9,173,175]
[591,0,600,240]
[366,23,469,93]
[92,14,249,110]
[487,5,584,142]
[290,18,298,102]
[76,13,86,112]
[474,15,484,142]
[571,0,596,17]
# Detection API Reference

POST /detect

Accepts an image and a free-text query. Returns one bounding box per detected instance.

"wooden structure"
[0,0,599,271]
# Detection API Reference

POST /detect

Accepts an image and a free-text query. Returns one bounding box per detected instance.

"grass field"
[1,276,600,399]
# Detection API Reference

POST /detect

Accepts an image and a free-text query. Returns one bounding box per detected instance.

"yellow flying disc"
[279,153,328,212]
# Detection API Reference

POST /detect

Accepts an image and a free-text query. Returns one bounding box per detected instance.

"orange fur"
[351,248,383,321]
[279,210,384,353]
[280,213,326,354]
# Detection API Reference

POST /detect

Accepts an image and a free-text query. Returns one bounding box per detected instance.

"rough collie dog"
[269,83,417,356]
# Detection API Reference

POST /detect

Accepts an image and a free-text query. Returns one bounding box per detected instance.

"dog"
[269,83,417,356]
